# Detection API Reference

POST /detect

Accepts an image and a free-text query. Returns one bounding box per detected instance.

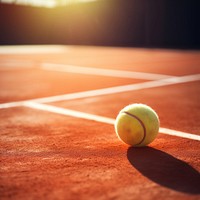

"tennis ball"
[115,103,159,147]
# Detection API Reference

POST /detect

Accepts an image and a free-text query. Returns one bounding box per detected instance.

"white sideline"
[24,102,200,142]
[41,63,175,80]
[1,74,199,109]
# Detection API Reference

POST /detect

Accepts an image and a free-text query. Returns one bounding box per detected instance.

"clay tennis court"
[0,45,200,200]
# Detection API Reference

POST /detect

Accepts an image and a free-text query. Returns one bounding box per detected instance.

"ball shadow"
[127,147,200,194]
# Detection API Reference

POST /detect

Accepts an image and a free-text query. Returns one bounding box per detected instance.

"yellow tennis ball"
[115,103,160,147]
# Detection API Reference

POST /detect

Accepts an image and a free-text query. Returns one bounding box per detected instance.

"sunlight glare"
[1,0,98,7]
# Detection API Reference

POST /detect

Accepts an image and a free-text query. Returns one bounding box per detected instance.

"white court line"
[0,45,69,54]
[41,63,175,80]
[0,74,200,109]
[24,101,200,142]
[159,128,200,141]
[0,101,25,109]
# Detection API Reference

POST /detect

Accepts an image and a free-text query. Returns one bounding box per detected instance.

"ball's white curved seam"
[121,111,147,145]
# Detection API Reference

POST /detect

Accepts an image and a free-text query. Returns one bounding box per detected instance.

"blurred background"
[0,0,199,49]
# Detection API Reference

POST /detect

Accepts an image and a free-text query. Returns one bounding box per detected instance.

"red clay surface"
[1,107,200,200]
[0,46,200,200]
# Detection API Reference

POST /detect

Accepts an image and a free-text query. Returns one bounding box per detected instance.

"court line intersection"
[1,64,199,142]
